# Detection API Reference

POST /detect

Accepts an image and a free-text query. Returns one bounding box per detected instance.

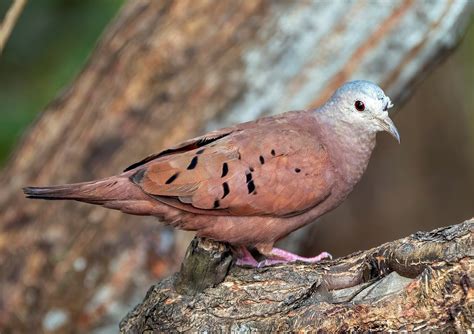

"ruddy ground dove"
[24,81,399,267]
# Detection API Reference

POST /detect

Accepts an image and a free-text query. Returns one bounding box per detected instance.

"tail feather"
[24,185,83,200]
[23,178,122,204]
[23,176,190,219]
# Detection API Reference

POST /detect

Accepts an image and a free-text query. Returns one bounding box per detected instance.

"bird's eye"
[354,100,365,112]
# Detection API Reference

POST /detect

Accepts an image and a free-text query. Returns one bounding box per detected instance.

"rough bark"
[0,0,472,332]
[174,238,233,296]
[120,220,473,332]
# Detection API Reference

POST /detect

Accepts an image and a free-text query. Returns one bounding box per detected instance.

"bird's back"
[129,110,336,218]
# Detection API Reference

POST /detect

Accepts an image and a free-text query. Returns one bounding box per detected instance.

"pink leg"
[235,246,331,268]
[235,247,259,267]
[261,247,332,266]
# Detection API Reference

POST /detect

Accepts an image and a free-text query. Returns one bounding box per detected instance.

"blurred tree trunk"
[0,0,472,332]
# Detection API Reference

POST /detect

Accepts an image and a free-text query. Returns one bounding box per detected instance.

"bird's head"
[329,80,400,143]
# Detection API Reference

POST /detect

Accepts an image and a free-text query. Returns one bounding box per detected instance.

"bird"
[23,80,399,267]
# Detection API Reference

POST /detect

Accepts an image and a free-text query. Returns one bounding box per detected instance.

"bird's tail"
[23,175,180,217]
[23,177,129,205]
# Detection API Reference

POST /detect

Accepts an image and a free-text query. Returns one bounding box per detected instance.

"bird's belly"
[176,187,348,246]
[181,214,294,246]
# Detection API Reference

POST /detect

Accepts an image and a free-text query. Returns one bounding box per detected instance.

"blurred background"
[0,1,472,333]
[2,0,472,255]
[0,1,124,162]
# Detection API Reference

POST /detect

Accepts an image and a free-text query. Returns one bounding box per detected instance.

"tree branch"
[0,0,26,54]
[120,220,473,332]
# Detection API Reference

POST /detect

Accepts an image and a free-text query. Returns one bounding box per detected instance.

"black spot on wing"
[245,171,256,194]
[187,156,198,170]
[213,199,220,208]
[259,155,265,164]
[245,172,252,183]
[222,182,230,199]
[247,180,255,194]
[196,148,205,154]
[295,168,301,173]
[271,149,276,156]
[165,172,179,184]
[221,163,229,177]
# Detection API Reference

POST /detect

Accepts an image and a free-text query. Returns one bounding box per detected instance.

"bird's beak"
[376,115,400,143]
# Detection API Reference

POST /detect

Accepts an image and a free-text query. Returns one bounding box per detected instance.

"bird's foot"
[235,247,260,267]
[236,246,332,268]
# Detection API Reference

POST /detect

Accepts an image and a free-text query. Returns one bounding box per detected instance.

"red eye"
[355,100,365,111]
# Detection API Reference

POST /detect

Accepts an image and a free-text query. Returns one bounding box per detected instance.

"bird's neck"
[313,108,376,186]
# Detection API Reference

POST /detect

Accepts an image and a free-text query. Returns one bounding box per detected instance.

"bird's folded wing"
[128,121,334,217]
[123,127,236,172]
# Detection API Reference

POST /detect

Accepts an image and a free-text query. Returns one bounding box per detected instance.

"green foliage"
[0,0,124,165]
